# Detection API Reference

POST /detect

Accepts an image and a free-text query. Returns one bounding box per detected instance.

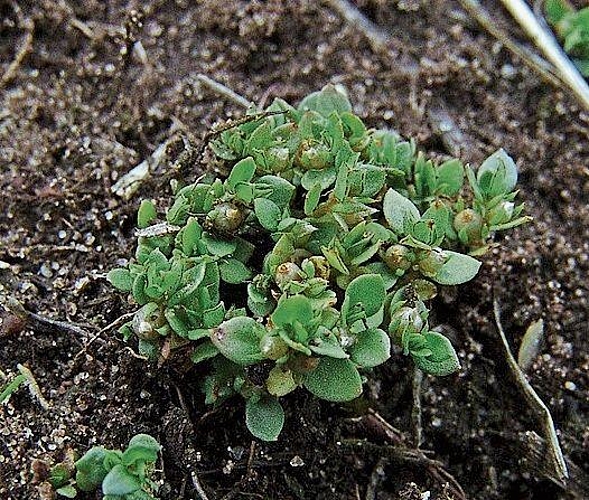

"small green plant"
[108,85,529,440]
[49,434,161,499]
[545,0,589,76]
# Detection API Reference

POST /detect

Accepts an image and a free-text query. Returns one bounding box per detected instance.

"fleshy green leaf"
[245,396,285,441]
[101,464,142,495]
[107,268,133,292]
[298,84,352,117]
[227,157,257,190]
[343,274,385,318]
[266,366,297,397]
[412,331,460,376]
[349,328,391,368]
[203,232,237,257]
[210,317,265,365]
[432,250,481,285]
[436,159,464,196]
[383,188,420,234]
[137,199,157,229]
[256,175,295,208]
[75,447,108,492]
[304,182,322,215]
[304,358,362,402]
[272,295,313,328]
[123,434,161,466]
[220,258,252,284]
[254,198,282,231]
[477,149,518,197]
[55,485,77,498]
[191,340,219,364]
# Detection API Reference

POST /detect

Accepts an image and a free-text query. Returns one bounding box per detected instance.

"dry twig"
[323,0,391,53]
[493,299,569,482]
[498,0,589,111]
[195,74,253,109]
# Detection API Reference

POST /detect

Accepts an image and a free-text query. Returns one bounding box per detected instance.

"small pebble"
[290,455,305,467]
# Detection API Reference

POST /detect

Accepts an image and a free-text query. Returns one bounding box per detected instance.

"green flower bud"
[132,302,164,340]
[267,147,290,171]
[453,209,484,242]
[274,262,302,287]
[390,306,424,344]
[307,256,330,280]
[298,141,331,170]
[382,245,412,272]
[260,334,289,360]
[418,249,447,278]
[206,202,245,235]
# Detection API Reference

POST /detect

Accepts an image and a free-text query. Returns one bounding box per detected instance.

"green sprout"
[545,0,589,76]
[49,434,161,499]
[108,85,529,441]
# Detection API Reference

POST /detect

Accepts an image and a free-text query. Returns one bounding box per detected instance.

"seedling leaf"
[304,358,362,402]
[432,250,481,285]
[245,396,285,441]
[349,328,391,368]
[412,331,460,376]
[383,188,420,234]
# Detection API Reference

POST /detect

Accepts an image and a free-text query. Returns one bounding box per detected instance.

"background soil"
[0,1,588,499]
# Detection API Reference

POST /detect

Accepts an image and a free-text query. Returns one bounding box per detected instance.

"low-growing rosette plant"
[108,85,529,441]
[48,434,161,499]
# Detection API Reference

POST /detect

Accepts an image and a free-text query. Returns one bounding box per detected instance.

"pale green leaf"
[343,274,385,318]
[349,328,391,368]
[383,188,420,234]
[254,197,282,231]
[219,258,252,284]
[101,465,141,496]
[137,199,157,229]
[107,268,133,292]
[412,331,460,376]
[245,396,285,441]
[227,157,256,190]
[210,317,265,365]
[272,295,314,328]
[432,250,481,285]
[304,358,362,402]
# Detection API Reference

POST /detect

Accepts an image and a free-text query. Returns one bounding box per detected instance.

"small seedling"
[108,85,529,440]
[545,0,589,76]
[49,434,161,499]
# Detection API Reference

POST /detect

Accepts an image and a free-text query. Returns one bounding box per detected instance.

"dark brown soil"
[1,1,588,499]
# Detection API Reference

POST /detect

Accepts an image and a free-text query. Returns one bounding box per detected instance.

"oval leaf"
[344,274,385,318]
[272,295,313,328]
[107,268,133,292]
[477,149,518,196]
[432,251,481,285]
[75,447,107,492]
[219,258,252,284]
[245,396,285,441]
[412,331,460,376]
[349,328,391,368]
[210,317,265,366]
[304,358,362,402]
[227,157,256,190]
[254,198,282,231]
[137,199,157,229]
[101,464,142,496]
[123,434,161,466]
[383,188,420,234]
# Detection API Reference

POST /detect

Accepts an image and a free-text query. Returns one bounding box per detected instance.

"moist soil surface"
[1,1,588,499]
